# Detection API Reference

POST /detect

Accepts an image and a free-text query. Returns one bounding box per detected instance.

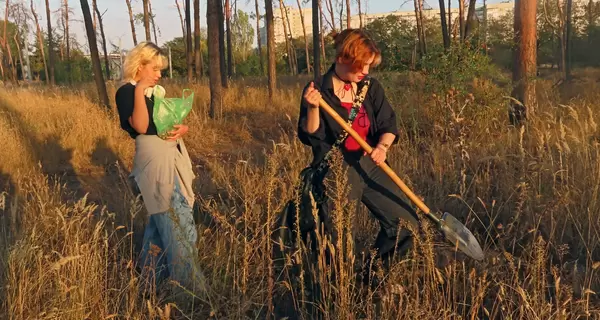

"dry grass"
[0,69,599,319]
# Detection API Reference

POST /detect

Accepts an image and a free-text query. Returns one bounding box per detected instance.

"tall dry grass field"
[0,70,599,319]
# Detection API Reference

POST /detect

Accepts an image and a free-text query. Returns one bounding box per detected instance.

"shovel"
[318,98,485,261]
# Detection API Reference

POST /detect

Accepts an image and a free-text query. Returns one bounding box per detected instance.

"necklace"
[334,69,353,91]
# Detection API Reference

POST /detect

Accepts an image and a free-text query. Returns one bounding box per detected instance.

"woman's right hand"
[135,76,156,92]
[303,82,322,109]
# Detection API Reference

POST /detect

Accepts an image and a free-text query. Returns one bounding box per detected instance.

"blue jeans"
[138,176,204,293]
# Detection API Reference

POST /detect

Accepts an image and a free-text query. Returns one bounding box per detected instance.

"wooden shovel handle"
[318,98,431,214]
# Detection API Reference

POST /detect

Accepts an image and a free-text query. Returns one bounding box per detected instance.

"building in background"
[260,0,516,44]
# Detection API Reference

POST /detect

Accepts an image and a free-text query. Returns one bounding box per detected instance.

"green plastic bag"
[152,89,194,139]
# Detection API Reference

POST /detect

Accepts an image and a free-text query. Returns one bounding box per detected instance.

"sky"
[35,0,513,52]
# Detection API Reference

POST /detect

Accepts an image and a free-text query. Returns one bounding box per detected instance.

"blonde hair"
[123,41,168,82]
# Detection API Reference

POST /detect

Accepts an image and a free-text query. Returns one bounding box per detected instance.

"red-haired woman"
[298,28,420,285]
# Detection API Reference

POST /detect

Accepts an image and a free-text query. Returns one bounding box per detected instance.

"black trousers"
[320,152,420,278]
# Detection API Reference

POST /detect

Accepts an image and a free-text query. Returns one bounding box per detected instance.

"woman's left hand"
[370,145,387,165]
[167,124,189,141]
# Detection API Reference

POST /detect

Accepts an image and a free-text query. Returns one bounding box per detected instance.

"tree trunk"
[483,0,488,50]
[313,0,320,79]
[143,0,151,41]
[565,0,572,80]
[31,0,49,83]
[587,0,593,44]
[327,0,336,32]
[511,0,537,125]
[265,0,276,99]
[357,0,363,28]
[149,1,159,44]
[217,0,228,87]
[13,34,24,80]
[279,0,293,74]
[125,0,137,45]
[45,0,55,85]
[92,0,97,30]
[418,0,427,54]
[413,0,424,57]
[439,0,450,50]
[464,0,477,41]
[80,0,109,108]
[448,0,452,41]
[319,0,326,69]
[459,0,465,41]
[282,2,298,74]
[339,0,344,31]
[94,1,110,80]
[297,0,311,74]
[176,0,186,40]
[185,0,193,82]
[207,0,222,118]
[4,0,17,82]
[64,0,71,83]
[194,0,203,79]
[225,0,233,77]
[255,0,264,75]
[346,0,351,28]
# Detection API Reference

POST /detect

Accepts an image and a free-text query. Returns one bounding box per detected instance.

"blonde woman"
[115,41,204,295]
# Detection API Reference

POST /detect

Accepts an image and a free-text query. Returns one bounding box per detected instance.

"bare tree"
[511,0,537,125]
[176,0,186,41]
[217,0,227,87]
[448,0,452,40]
[92,0,96,30]
[418,0,427,54]
[125,0,137,45]
[357,0,363,28]
[282,1,298,73]
[45,0,55,84]
[413,0,426,57]
[319,0,327,69]
[265,0,276,99]
[278,0,293,74]
[31,0,48,83]
[565,0,573,80]
[255,0,264,74]
[438,0,450,49]
[459,0,465,40]
[542,0,566,73]
[346,0,350,28]
[13,34,23,80]
[313,0,320,78]
[338,0,344,30]
[194,0,203,78]
[326,0,336,32]
[207,0,222,118]
[296,0,311,74]
[63,0,71,83]
[93,1,110,80]
[464,0,477,40]
[2,0,17,82]
[149,1,159,44]
[185,0,193,82]
[225,0,233,77]
[80,0,109,108]
[142,0,151,41]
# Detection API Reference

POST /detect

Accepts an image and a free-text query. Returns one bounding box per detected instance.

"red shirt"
[340,102,370,152]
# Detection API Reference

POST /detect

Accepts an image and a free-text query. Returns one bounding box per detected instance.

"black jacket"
[297,64,399,167]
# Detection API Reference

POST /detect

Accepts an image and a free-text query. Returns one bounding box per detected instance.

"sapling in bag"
[152,87,194,139]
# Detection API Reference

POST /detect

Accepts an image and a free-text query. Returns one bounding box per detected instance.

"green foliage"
[420,45,509,93]
[231,10,254,62]
[364,15,416,71]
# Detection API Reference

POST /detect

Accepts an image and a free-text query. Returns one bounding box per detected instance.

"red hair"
[334,28,381,71]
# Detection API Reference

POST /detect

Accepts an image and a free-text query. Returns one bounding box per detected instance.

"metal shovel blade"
[437,212,485,261]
